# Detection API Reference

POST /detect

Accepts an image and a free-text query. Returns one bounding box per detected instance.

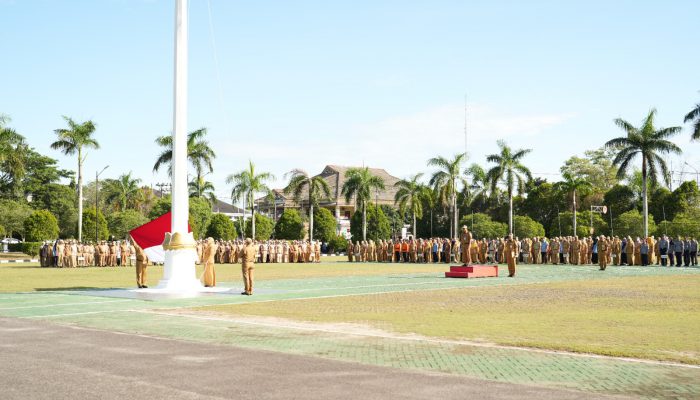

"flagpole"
[155,0,202,292]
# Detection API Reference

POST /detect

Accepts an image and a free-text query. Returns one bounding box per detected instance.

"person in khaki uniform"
[598,236,610,270]
[132,239,149,288]
[241,238,256,295]
[505,234,517,277]
[459,226,472,265]
[202,238,218,287]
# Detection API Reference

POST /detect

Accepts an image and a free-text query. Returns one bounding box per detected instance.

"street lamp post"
[95,165,109,243]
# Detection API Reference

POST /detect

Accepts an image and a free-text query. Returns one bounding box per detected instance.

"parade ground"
[1,260,699,399]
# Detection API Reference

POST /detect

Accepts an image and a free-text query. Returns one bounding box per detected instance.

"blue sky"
[2,0,699,202]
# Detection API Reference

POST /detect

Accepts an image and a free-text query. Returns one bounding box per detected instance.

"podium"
[445,265,498,278]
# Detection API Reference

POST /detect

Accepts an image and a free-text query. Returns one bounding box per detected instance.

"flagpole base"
[155,247,203,292]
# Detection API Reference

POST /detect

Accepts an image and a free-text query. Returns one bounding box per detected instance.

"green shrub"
[206,213,236,240]
[274,209,305,240]
[327,234,348,253]
[21,242,42,258]
[24,210,60,242]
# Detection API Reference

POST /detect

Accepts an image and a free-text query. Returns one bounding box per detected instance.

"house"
[255,165,401,237]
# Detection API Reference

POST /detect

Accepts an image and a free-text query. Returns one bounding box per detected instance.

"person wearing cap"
[241,238,256,295]
[505,234,517,277]
[459,226,472,266]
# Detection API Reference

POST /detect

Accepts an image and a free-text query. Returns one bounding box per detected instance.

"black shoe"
[142,285,148,288]
[241,292,247,295]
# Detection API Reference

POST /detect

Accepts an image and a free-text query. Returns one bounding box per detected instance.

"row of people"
[39,240,135,268]
[198,239,323,265]
[344,233,698,267]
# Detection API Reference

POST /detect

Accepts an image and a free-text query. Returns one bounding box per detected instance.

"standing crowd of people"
[345,234,699,269]
[39,240,135,268]
[197,239,324,265]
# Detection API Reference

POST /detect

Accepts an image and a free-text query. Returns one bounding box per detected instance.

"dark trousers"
[684,251,690,266]
[402,252,409,262]
[660,249,668,266]
[394,251,401,262]
[692,251,698,266]
[641,253,649,266]
[676,252,682,267]
[559,253,564,264]
[541,252,547,264]
[592,253,598,263]
[432,252,438,263]
[621,253,627,265]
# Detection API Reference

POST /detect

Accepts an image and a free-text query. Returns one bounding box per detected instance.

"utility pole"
[95,165,109,243]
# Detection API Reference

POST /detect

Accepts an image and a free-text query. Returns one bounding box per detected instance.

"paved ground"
[0,317,608,400]
[1,265,699,399]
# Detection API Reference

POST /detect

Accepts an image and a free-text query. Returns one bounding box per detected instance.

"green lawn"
[0,258,450,292]
[196,275,700,365]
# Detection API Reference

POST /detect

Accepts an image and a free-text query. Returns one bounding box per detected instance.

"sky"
[2,0,699,204]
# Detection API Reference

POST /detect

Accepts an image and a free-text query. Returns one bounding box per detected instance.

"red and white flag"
[129,212,191,263]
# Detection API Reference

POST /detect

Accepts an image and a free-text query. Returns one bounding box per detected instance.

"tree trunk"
[572,189,577,237]
[77,147,83,241]
[642,156,649,238]
[412,211,416,238]
[362,202,367,241]
[251,193,256,240]
[508,191,513,235]
[309,203,314,242]
[453,193,458,240]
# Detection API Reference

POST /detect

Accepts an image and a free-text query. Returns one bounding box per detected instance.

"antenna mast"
[464,94,468,158]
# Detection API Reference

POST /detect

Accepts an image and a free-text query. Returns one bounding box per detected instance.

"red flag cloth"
[129,212,192,262]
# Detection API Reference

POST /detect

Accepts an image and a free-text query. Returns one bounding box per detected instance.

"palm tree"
[464,163,490,207]
[104,172,143,211]
[153,127,216,181]
[394,173,429,237]
[51,116,99,241]
[226,160,274,239]
[486,140,532,235]
[684,101,700,140]
[0,115,28,197]
[556,172,593,236]
[428,153,467,239]
[284,169,332,241]
[341,167,385,241]
[188,176,217,205]
[605,109,682,237]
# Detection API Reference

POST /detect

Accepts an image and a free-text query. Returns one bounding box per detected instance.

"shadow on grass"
[35,287,119,292]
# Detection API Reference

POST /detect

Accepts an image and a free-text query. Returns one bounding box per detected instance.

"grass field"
[196,274,700,365]
[0,258,449,292]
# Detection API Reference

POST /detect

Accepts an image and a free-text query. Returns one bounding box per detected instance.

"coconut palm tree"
[605,109,682,237]
[0,115,28,197]
[284,169,332,241]
[153,127,216,182]
[394,173,429,237]
[556,172,593,236]
[188,176,217,205]
[51,116,99,241]
[341,167,385,241]
[226,160,274,239]
[486,140,532,235]
[428,153,467,239]
[104,172,143,212]
[464,163,490,207]
[684,101,700,140]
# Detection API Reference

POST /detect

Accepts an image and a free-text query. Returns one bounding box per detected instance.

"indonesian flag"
[129,212,192,263]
